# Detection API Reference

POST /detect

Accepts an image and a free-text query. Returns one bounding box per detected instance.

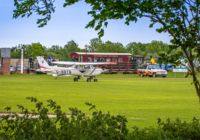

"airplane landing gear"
[74,76,81,82]
[74,77,79,82]
[86,77,98,82]
[87,78,91,82]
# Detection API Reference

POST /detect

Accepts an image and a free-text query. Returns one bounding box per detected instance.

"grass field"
[0,73,200,127]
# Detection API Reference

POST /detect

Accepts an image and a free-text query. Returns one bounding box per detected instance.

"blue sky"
[0,0,171,48]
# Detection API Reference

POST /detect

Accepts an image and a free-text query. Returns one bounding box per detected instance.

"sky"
[0,0,171,48]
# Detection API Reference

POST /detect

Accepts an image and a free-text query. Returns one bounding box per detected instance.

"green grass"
[0,74,199,127]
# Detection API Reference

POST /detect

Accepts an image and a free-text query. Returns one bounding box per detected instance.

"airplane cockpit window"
[84,65,92,69]
[75,65,80,69]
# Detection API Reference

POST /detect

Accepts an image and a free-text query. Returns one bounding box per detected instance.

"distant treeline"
[10,38,170,61]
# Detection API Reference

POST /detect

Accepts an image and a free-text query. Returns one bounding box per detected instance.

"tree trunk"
[188,56,200,101]
[191,70,200,101]
[182,47,200,101]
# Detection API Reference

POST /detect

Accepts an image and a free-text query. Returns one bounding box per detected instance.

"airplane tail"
[36,56,50,68]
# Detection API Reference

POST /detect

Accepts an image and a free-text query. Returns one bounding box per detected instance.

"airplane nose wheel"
[87,78,91,82]
[74,77,78,82]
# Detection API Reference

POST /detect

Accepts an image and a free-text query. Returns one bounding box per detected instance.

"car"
[10,65,16,73]
[160,64,174,71]
[16,65,29,70]
[137,64,168,77]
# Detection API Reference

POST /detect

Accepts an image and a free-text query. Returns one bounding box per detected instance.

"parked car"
[137,64,168,77]
[160,64,174,71]
[16,65,29,70]
[10,65,16,73]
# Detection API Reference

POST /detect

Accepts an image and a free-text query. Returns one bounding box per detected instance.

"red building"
[70,52,134,73]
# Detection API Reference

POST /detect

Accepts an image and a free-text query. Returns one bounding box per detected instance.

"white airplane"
[36,56,115,82]
[36,56,80,76]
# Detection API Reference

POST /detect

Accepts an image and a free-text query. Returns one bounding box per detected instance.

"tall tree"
[26,43,46,58]
[11,45,21,58]
[63,40,81,60]
[146,41,169,58]
[126,42,147,56]
[11,43,46,59]
[89,38,103,52]
[13,0,200,99]
[97,41,127,53]
[46,45,63,60]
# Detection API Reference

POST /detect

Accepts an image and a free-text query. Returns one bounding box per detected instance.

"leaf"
[98,29,104,38]
[149,23,154,28]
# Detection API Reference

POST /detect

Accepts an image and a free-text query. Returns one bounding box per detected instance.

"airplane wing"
[52,61,116,65]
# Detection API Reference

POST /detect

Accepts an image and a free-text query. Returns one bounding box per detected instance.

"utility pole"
[21,48,23,74]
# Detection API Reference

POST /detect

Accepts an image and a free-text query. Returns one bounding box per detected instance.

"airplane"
[36,56,115,82]
[36,57,82,80]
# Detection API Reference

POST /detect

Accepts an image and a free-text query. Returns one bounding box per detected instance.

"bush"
[0,97,127,140]
[157,117,200,140]
[1,97,200,140]
[127,118,200,140]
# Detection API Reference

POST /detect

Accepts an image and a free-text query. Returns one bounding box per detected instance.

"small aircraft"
[36,56,115,82]
[36,56,80,77]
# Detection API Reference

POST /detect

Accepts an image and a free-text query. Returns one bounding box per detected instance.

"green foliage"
[25,43,46,58]
[127,127,163,140]
[0,97,128,140]
[46,45,64,60]
[146,41,169,58]
[127,118,200,140]
[88,38,103,52]
[157,118,200,140]
[126,41,171,62]
[11,43,46,59]
[13,0,55,27]
[63,40,82,60]
[97,41,127,53]
[11,46,21,58]
[1,97,200,140]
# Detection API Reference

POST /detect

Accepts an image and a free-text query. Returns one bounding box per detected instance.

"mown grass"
[0,73,199,127]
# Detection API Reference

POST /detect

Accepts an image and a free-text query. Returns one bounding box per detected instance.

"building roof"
[73,52,132,56]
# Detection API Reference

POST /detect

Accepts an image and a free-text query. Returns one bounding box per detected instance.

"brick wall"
[1,58,10,75]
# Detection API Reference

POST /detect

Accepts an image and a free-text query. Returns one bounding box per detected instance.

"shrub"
[1,97,200,140]
[127,118,200,140]
[0,97,127,140]
[157,117,200,140]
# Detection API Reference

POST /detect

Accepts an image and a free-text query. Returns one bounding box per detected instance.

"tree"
[126,42,147,56]
[13,0,200,99]
[11,45,21,58]
[63,40,81,60]
[46,45,63,60]
[126,41,170,61]
[145,41,169,58]
[11,43,46,59]
[88,38,103,52]
[97,41,127,53]
[25,43,46,58]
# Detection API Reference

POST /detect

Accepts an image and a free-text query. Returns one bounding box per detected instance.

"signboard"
[1,48,11,58]
[172,68,188,73]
